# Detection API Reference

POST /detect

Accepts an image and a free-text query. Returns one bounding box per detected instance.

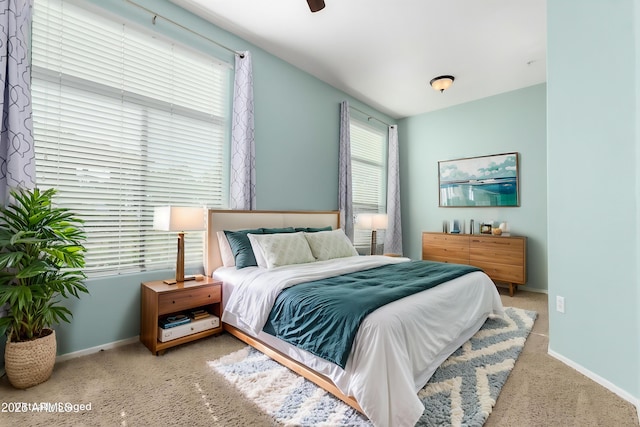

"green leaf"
[0,317,11,333]
[15,260,52,279]
[0,252,24,269]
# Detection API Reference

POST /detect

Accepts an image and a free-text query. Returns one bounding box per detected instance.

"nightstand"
[140,278,223,355]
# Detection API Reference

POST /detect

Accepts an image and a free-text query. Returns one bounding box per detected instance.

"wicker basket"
[5,329,57,389]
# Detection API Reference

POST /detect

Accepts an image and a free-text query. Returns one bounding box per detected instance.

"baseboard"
[520,286,548,294]
[56,336,140,363]
[548,348,640,418]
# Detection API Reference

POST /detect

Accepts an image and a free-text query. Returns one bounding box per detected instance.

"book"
[192,313,210,321]
[190,309,207,316]
[160,314,191,329]
[189,309,210,320]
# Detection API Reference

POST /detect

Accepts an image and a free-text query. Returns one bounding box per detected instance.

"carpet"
[210,307,536,427]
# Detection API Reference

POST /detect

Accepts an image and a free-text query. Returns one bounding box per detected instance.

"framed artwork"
[438,152,519,207]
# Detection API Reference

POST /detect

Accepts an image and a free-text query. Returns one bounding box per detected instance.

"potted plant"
[0,187,88,389]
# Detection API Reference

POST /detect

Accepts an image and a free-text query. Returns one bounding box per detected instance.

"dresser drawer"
[423,255,469,265]
[422,233,469,261]
[471,261,525,284]
[158,285,221,315]
[423,245,469,261]
[469,247,524,265]
[423,233,469,245]
[470,236,525,251]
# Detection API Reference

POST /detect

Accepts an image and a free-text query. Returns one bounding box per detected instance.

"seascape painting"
[438,152,519,207]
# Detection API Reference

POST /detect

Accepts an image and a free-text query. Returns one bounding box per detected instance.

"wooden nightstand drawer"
[158,285,221,315]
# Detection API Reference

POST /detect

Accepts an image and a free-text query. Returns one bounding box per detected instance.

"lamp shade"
[356,213,388,230]
[153,206,205,232]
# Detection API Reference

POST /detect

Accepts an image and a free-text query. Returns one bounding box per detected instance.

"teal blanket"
[262,260,481,368]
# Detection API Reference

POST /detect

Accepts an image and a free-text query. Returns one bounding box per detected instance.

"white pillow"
[249,232,316,269]
[217,231,235,267]
[304,229,359,261]
[247,233,267,268]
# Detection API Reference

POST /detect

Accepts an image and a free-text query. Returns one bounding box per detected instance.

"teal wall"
[637,1,640,406]
[12,0,395,358]
[398,84,548,292]
[547,0,639,400]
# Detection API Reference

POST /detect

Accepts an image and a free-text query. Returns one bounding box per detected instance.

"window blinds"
[350,118,388,250]
[32,0,230,276]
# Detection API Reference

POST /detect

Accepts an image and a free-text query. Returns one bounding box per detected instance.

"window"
[350,117,387,252]
[32,0,230,277]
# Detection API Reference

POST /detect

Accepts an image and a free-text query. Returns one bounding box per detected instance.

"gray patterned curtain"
[229,51,255,210]
[338,101,353,241]
[384,125,402,254]
[0,0,35,204]
[0,0,34,374]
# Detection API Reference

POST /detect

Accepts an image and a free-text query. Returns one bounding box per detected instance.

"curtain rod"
[349,106,394,128]
[124,0,244,58]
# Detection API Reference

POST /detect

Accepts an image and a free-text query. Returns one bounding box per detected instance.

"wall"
[547,0,639,402]
[637,2,640,414]
[398,84,548,291]
[1,0,395,359]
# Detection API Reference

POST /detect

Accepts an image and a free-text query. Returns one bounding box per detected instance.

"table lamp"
[153,206,205,284]
[356,213,388,255]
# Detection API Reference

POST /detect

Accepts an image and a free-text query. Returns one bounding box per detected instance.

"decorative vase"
[5,329,57,389]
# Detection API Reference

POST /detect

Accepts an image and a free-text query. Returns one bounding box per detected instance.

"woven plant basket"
[5,329,57,389]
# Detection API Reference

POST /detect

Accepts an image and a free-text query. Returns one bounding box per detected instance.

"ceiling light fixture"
[430,75,455,93]
[307,0,325,12]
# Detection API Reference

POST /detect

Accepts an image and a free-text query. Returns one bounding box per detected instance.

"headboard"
[206,210,341,277]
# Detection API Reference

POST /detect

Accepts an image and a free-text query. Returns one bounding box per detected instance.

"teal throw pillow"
[260,227,296,234]
[224,228,263,269]
[294,226,333,232]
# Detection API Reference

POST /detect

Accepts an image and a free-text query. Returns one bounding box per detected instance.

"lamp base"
[370,229,377,256]
[162,274,205,285]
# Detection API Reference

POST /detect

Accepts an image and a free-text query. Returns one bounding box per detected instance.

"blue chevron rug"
[210,307,536,427]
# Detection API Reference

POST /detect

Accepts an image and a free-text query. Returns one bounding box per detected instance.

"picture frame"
[480,223,492,234]
[438,152,519,207]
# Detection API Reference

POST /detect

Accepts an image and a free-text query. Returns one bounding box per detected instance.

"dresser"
[422,232,527,296]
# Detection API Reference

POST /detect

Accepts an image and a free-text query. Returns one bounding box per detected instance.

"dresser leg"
[508,283,518,297]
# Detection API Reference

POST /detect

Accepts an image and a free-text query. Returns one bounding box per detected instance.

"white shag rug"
[210,307,536,427]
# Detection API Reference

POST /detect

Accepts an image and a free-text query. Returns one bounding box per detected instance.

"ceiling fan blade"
[307,0,325,13]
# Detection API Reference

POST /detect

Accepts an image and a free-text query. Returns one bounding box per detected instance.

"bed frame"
[205,209,363,413]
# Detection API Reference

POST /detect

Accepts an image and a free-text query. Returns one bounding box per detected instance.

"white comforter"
[218,256,504,427]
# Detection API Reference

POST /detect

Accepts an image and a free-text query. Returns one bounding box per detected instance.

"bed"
[206,210,504,427]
